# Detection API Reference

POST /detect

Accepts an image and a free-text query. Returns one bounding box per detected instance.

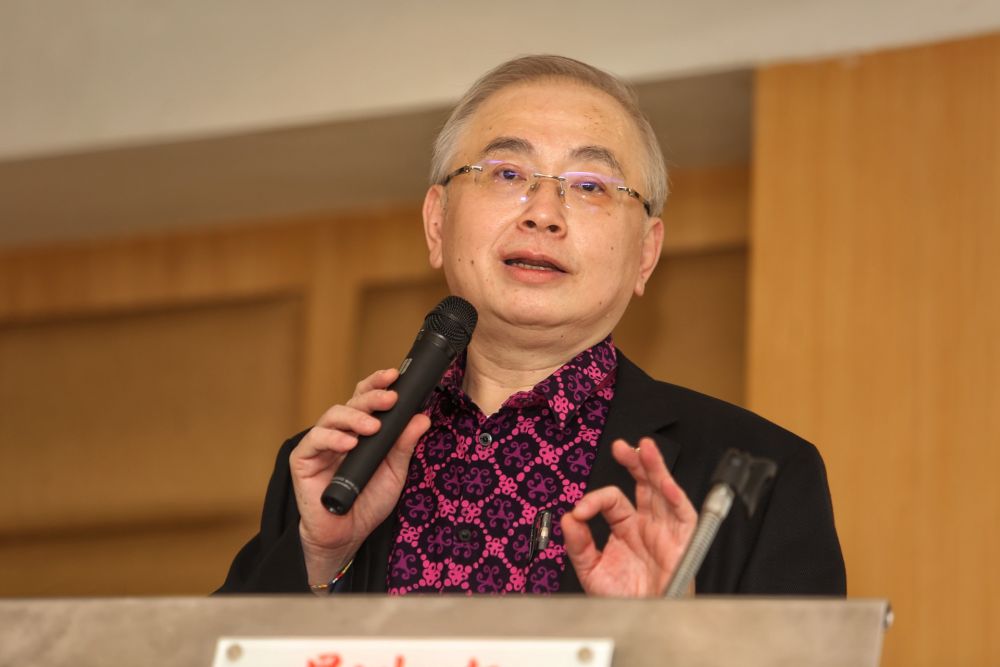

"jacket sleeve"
[215,431,312,593]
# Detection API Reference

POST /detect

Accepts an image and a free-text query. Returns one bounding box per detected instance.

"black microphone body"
[321,296,477,515]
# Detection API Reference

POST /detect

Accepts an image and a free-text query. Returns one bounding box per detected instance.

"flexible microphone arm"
[664,449,777,598]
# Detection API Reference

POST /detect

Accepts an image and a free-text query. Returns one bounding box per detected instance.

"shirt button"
[477,432,493,447]
[456,527,473,542]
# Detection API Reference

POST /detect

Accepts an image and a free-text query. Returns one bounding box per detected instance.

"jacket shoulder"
[616,350,817,463]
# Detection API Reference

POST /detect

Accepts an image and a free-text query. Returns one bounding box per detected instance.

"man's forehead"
[449,78,648,185]
[476,135,626,176]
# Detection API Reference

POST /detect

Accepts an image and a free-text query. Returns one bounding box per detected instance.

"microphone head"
[710,448,778,517]
[424,296,478,354]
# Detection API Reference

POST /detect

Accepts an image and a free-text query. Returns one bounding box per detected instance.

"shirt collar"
[435,336,618,428]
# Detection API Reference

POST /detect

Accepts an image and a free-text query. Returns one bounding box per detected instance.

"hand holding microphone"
[322,296,478,514]
[287,296,477,584]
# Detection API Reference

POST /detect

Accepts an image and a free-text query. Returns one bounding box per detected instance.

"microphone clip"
[710,449,778,518]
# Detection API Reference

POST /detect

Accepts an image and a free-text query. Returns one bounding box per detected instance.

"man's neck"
[461,324,608,415]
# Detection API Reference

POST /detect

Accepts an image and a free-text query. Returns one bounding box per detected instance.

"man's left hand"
[561,437,698,597]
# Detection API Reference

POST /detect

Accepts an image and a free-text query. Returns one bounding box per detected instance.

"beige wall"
[5,2,997,161]
[749,33,1000,667]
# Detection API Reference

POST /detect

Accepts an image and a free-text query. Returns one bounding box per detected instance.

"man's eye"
[490,164,524,184]
[572,178,609,195]
[491,165,525,182]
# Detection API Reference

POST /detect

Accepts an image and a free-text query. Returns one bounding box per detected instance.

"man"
[219,55,845,596]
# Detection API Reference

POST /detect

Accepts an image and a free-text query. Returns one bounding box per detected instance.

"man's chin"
[492,304,574,332]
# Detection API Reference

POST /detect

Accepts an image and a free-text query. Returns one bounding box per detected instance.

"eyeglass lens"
[475,161,625,212]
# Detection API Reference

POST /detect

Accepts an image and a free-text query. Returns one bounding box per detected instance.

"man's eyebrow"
[570,145,625,176]
[477,138,625,176]
[479,136,535,158]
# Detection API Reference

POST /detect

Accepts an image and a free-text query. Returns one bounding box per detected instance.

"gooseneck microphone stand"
[664,449,778,598]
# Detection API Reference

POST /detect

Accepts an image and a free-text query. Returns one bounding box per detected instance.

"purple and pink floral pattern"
[386,338,617,594]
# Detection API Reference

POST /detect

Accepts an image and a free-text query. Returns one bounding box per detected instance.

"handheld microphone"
[320,295,478,515]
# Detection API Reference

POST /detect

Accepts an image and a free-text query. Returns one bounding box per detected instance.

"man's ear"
[634,216,664,297]
[423,184,446,269]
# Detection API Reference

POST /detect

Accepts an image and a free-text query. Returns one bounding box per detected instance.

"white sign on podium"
[210,637,614,667]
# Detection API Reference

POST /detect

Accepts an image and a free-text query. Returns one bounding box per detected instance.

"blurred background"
[1,2,998,665]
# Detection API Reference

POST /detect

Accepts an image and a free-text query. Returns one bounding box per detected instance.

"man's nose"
[517,177,568,234]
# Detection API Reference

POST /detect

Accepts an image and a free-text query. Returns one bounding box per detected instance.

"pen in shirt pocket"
[527,509,553,562]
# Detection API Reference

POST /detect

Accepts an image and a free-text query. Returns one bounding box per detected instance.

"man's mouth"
[503,257,566,272]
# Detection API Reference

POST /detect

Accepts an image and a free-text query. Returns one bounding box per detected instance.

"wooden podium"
[0,596,889,666]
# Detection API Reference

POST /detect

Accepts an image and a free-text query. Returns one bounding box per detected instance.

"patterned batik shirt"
[386,337,617,594]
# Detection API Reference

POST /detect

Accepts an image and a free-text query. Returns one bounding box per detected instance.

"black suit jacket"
[218,352,846,595]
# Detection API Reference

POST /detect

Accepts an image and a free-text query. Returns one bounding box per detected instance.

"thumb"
[561,511,601,579]
[384,413,431,476]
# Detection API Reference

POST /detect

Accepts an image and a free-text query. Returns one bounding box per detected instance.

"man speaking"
[219,55,845,596]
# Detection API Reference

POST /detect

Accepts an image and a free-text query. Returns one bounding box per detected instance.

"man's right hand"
[289,368,431,586]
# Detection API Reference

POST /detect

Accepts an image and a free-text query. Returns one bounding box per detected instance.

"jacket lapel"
[558,350,681,592]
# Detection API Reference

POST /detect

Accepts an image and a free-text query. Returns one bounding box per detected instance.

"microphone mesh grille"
[424,296,478,352]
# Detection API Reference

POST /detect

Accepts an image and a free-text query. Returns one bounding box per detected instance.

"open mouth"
[503,258,566,273]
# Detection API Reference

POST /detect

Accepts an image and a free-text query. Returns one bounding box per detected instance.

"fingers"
[352,367,399,398]
[567,479,640,578]
[347,387,400,415]
[659,475,697,523]
[610,438,657,521]
[566,439,698,598]
[561,511,601,578]
[612,437,696,523]
[338,413,432,529]
[574,439,696,536]
[293,364,429,489]
[317,390,397,428]
[632,439,697,523]
[571,485,639,530]
[311,373,402,452]
[293,368,402,472]
[294,406,381,465]
[298,426,359,457]
[568,485,647,567]
[611,436,672,483]
[318,403,385,434]
[611,438,649,484]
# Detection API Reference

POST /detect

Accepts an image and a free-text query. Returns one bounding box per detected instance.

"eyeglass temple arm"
[617,186,652,216]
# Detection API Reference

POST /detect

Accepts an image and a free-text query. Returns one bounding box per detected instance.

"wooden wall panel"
[355,278,450,381]
[299,215,436,421]
[0,222,312,320]
[661,165,748,255]
[618,166,749,404]
[616,248,747,405]
[0,299,300,530]
[0,162,748,597]
[0,299,301,594]
[0,222,326,595]
[0,518,260,596]
[749,33,1000,667]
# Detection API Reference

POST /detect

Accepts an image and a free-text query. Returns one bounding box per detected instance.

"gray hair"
[430,55,668,217]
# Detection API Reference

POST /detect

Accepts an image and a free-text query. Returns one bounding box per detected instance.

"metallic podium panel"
[0,596,889,666]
